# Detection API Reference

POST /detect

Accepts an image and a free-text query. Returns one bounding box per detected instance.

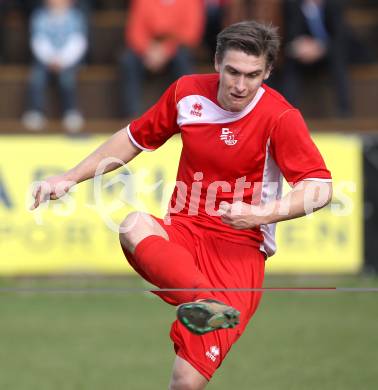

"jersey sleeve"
[269,109,332,184]
[126,80,180,151]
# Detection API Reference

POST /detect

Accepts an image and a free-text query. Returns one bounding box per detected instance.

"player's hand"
[30,175,76,210]
[289,36,326,64]
[219,201,269,230]
[48,60,63,73]
[143,42,170,72]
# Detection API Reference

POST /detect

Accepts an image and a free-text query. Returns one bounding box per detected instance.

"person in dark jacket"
[280,0,351,116]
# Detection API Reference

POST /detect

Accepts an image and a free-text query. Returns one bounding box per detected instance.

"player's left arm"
[221,108,333,230]
[220,180,332,230]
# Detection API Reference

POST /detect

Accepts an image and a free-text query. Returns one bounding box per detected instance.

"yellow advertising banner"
[0,135,180,275]
[268,134,363,273]
[0,133,362,275]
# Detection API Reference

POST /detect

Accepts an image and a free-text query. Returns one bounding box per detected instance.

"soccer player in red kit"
[31,21,332,390]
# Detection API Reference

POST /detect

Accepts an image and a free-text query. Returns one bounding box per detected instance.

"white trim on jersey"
[303,178,333,182]
[176,87,265,126]
[259,138,283,257]
[125,124,154,152]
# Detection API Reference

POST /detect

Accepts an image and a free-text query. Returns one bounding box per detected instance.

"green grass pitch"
[0,275,377,390]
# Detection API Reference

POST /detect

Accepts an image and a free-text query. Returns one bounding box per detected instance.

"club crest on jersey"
[190,102,203,117]
[220,127,238,146]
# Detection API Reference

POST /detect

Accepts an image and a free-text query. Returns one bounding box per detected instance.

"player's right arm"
[31,128,141,210]
[32,78,180,210]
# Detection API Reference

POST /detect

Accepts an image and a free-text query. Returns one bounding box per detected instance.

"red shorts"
[154,215,265,380]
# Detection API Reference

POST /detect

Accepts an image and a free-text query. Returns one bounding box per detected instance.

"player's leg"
[119,211,217,304]
[119,49,144,117]
[119,210,169,253]
[57,66,78,114]
[169,356,208,390]
[169,233,266,383]
[22,61,49,131]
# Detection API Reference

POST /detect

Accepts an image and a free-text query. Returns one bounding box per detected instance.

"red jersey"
[127,74,331,256]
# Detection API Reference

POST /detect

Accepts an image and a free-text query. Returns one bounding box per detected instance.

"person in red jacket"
[120,0,204,118]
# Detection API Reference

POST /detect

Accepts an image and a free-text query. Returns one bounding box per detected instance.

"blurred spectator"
[22,0,88,133]
[203,0,229,59]
[0,0,6,63]
[280,0,351,117]
[120,0,204,118]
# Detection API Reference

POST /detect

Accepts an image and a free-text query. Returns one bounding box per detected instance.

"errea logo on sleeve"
[190,103,203,117]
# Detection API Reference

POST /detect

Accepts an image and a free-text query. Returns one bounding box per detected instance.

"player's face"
[215,49,271,112]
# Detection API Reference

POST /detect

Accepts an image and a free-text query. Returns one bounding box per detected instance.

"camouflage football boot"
[177,299,240,335]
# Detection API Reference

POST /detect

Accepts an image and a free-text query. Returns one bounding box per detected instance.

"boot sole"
[177,301,240,335]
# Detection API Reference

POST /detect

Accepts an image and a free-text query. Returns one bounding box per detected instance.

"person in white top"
[22,0,88,133]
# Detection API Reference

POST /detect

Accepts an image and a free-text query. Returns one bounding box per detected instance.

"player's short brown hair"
[215,21,280,69]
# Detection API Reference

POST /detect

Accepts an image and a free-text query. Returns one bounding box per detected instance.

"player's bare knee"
[169,371,207,390]
[119,211,145,251]
[169,377,205,390]
[119,211,168,253]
